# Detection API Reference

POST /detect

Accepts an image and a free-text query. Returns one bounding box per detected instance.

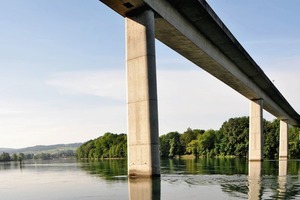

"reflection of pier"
[278,160,288,199]
[248,160,290,200]
[248,161,262,200]
[128,178,161,200]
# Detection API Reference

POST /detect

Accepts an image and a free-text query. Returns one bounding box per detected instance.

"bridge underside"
[101,0,300,126]
[100,0,300,176]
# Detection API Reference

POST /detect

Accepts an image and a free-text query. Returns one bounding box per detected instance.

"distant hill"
[0,143,82,155]
[0,148,14,153]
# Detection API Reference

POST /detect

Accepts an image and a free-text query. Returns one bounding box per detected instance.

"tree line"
[0,150,75,162]
[76,117,300,159]
[76,132,127,159]
[0,152,25,162]
[160,117,300,158]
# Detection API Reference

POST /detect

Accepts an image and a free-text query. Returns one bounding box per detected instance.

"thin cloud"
[46,70,126,101]
[157,68,249,132]
[46,68,251,132]
[267,70,300,112]
[2,67,296,148]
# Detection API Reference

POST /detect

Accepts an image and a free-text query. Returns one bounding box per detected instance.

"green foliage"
[158,116,299,159]
[159,132,182,158]
[34,153,52,160]
[289,126,300,158]
[18,153,25,161]
[263,119,279,159]
[186,140,200,157]
[76,117,300,160]
[218,117,249,157]
[159,129,203,158]
[198,129,217,157]
[180,128,204,154]
[32,150,75,160]
[0,152,11,161]
[12,154,18,161]
[76,133,127,159]
[168,132,181,157]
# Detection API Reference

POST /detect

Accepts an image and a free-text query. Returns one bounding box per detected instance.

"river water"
[0,158,299,200]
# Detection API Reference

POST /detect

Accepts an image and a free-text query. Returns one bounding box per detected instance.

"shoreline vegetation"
[1,116,300,162]
[76,116,300,160]
[0,150,76,162]
[0,144,81,162]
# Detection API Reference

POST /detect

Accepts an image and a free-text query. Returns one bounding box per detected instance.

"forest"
[76,116,300,160]
[0,143,80,162]
[76,133,127,159]
[0,150,75,162]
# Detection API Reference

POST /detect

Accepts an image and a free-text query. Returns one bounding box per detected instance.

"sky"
[0,0,299,148]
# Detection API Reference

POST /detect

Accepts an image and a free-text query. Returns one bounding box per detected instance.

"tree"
[186,140,200,157]
[180,128,204,154]
[263,119,279,158]
[219,117,249,156]
[199,129,217,156]
[76,132,127,159]
[159,134,170,157]
[18,153,25,161]
[289,126,300,158]
[168,132,181,157]
[12,154,18,161]
[0,152,11,161]
[159,132,182,158]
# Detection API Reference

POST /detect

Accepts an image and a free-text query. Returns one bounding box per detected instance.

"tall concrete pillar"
[126,9,160,177]
[279,120,289,159]
[249,99,263,161]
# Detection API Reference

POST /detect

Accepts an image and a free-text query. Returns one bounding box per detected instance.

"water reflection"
[161,158,248,175]
[79,159,127,181]
[1,158,300,199]
[128,178,161,200]
[277,160,288,199]
[0,161,24,171]
[248,161,262,200]
[247,160,300,199]
[0,161,13,170]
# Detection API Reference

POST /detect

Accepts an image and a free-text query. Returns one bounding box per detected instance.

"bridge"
[99,0,300,177]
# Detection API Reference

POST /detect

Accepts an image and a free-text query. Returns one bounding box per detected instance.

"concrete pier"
[249,99,264,161]
[279,120,289,159]
[126,9,160,177]
[99,0,300,178]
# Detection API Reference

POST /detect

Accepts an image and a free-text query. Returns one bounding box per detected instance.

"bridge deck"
[100,0,300,126]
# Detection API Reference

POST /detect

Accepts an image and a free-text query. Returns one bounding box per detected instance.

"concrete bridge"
[99,0,300,177]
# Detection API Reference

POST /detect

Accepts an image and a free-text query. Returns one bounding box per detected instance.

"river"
[0,158,299,199]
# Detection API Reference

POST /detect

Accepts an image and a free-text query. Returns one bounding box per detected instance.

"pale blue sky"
[0,1,299,148]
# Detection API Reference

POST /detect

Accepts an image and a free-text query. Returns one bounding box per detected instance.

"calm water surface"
[0,158,300,200]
